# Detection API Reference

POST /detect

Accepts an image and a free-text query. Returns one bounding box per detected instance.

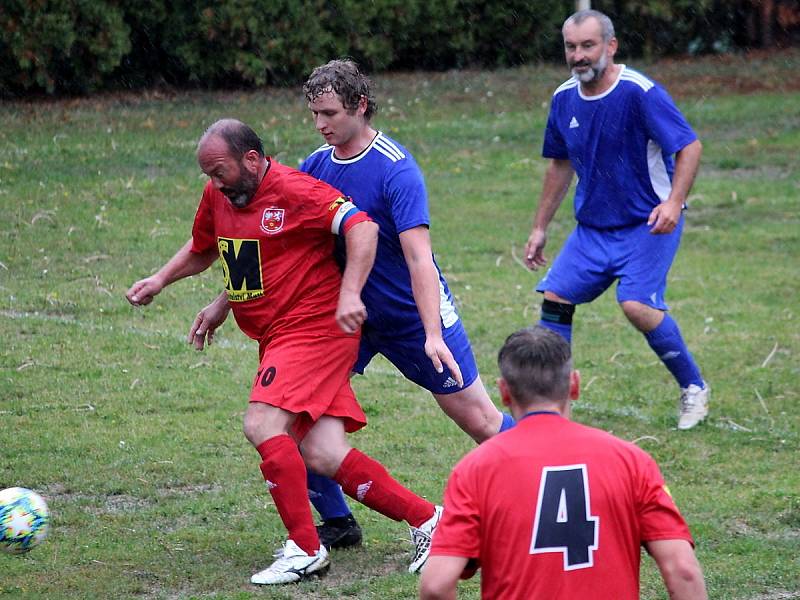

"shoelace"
[680,392,697,410]
[267,555,293,572]
[267,547,316,572]
[411,529,432,562]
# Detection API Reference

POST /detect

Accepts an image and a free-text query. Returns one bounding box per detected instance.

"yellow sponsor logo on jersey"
[217,237,264,302]
[328,196,347,212]
[227,289,264,302]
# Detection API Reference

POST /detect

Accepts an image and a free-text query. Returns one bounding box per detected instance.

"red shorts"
[251,333,367,440]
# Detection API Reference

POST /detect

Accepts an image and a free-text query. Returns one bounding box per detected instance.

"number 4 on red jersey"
[530,464,600,570]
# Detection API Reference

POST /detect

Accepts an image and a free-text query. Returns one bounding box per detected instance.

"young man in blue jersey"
[189,60,514,551]
[524,9,709,431]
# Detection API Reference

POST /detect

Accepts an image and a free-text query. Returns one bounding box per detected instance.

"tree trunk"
[759,0,775,47]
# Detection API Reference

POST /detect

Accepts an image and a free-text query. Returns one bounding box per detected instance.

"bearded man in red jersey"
[127,119,441,585]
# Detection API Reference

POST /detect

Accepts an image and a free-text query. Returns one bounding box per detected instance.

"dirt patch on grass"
[648,48,800,98]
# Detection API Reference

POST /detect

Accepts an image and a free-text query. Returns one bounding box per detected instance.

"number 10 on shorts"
[530,465,599,570]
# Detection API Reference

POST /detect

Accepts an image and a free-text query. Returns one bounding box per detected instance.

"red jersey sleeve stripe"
[339,210,372,235]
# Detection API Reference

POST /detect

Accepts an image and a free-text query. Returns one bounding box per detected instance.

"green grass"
[2,50,799,599]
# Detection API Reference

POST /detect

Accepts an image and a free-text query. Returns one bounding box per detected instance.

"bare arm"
[524,158,574,270]
[399,226,462,386]
[648,139,703,234]
[418,555,470,600]
[646,539,707,600]
[336,220,378,334]
[126,239,218,306]
[187,291,230,350]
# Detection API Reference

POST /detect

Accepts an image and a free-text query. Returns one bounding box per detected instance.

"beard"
[220,164,261,208]
[571,51,608,84]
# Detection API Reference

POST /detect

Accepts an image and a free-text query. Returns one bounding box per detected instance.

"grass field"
[1,50,799,599]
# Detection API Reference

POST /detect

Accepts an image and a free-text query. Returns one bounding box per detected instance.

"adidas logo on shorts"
[443,377,459,389]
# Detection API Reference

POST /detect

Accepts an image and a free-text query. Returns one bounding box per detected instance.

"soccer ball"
[0,487,50,555]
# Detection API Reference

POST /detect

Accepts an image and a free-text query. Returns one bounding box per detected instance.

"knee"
[299,439,338,477]
[619,300,641,318]
[242,411,261,446]
[620,301,662,332]
[242,403,288,447]
[543,291,570,303]
[437,387,501,444]
[474,425,497,443]
[468,412,501,443]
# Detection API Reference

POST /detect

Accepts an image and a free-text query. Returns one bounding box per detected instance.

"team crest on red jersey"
[260,208,285,234]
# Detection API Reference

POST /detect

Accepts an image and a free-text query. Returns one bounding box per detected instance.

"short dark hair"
[199,118,264,159]
[564,9,615,43]
[303,59,377,120]
[498,326,572,406]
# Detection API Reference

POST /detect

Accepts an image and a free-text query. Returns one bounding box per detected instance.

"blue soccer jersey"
[543,65,697,229]
[301,132,459,336]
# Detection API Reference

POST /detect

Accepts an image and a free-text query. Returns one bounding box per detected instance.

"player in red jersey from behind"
[126,119,441,585]
[420,326,707,600]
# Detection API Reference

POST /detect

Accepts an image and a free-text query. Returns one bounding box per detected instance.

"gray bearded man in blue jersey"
[524,9,709,430]
[188,59,515,555]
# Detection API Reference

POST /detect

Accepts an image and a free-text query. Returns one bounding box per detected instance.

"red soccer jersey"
[430,413,693,600]
[190,159,370,342]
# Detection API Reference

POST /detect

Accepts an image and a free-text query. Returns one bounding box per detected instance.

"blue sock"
[307,471,352,520]
[539,299,574,344]
[644,314,704,389]
[498,412,516,433]
[539,320,572,344]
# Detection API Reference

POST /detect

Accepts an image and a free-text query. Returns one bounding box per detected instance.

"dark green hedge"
[1,0,131,94]
[0,0,780,96]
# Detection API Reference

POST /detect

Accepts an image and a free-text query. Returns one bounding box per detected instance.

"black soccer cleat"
[316,515,363,550]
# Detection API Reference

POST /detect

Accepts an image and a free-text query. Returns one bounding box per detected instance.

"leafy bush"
[0,0,788,96]
[594,0,715,59]
[452,0,567,66]
[166,0,338,87]
[0,0,131,94]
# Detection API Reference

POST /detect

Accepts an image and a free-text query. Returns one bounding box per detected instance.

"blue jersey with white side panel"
[543,65,697,229]
[301,132,459,336]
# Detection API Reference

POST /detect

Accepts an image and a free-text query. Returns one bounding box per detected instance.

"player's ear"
[497,378,512,408]
[242,149,261,172]
[569,370,580,401]
[358,94,369,116]
[607,36,618,58]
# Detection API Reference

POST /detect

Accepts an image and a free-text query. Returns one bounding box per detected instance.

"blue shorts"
[354,318,479,395]
[536,217,684,309]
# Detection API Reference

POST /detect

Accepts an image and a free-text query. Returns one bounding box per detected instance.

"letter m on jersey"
[217,237,264,302]
[530,464,599,570]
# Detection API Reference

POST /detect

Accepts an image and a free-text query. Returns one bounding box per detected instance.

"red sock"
[333,449,434,528]
[256,434,319,555]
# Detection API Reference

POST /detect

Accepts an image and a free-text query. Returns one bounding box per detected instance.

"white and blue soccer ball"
[0,487,50,555]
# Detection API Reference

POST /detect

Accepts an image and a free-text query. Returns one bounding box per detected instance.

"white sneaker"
[678,382,709,430]
[251,539,329,585]
[408,505,443,573]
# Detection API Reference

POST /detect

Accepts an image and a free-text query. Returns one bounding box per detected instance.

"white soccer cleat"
[408,505,443,573]
[678,382,709,430]
[250,539,330,585]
